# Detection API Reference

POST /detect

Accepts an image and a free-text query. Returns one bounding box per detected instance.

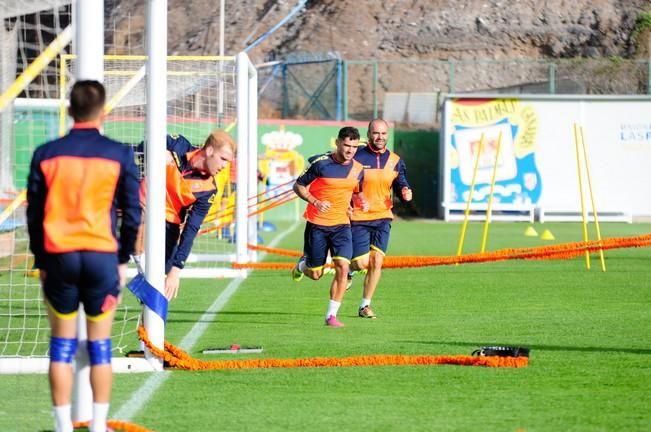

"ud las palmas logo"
[448,98,541,205]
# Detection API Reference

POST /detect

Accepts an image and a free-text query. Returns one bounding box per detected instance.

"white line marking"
[113,221,300,421]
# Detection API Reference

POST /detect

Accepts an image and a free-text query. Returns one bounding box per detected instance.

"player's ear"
[205,145,214,157]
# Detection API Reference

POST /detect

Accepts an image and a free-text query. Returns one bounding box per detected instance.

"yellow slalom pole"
[0,25,73,113]
[225,120,237,133]
[456,132,485,263]
[59,55,69,137]
[480,131,502,253]
[0,191,27,226]
[579,126,606,272]
[573,123,591,270]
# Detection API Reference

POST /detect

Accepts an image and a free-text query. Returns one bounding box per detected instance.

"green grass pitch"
[4,220,651,431]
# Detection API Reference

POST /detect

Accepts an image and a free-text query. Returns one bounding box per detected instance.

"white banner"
[441,96,651,218]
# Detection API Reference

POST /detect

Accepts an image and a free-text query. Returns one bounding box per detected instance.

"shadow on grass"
[401,340,651,355]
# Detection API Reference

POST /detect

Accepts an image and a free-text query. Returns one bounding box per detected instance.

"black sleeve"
[117,146,143,264]
[170,192,213,269]
[26,149,47,268]
[392,158,411,200]
[295,156,321,186]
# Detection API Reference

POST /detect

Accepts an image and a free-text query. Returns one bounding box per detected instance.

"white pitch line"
[113,220,300,421]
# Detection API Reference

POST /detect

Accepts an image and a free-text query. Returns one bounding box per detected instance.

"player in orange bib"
[27,81,141,432]
[348,118,412,319]
[138,130,236,300]
[291,127,368,327]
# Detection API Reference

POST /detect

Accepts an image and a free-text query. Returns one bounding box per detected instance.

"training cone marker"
[540,229,555,240]
[524,226,538,237]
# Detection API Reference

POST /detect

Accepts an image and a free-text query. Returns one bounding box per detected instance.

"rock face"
[105,0,651,119]
[107,0,650,61]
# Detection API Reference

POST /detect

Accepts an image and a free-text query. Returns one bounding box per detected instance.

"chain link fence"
[258,57,650,123]
[257,52,342,120]
[343,59,651,124]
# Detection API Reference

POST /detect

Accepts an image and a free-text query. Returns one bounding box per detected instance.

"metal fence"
[259,57,651,122]
[343,59,651,124]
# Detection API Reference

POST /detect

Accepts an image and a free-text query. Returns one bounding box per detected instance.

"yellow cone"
[524,226,538,237]
[540,229,555,240]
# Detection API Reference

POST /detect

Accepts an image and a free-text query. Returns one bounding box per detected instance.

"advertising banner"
[441,96,651,219]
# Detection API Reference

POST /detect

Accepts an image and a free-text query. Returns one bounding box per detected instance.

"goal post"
[236,52,259,264]
[0,52,259,374]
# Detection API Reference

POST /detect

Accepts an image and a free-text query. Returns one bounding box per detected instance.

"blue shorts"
[303,222,352,269]
[351,219,392,260]
[42,251,120,317]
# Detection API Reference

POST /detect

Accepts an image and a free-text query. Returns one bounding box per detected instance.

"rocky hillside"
[105,0,651,121]
[108,0,651,62]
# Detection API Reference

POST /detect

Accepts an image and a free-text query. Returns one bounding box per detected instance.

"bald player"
[348,118,412,319]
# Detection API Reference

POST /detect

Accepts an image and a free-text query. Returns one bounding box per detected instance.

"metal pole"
[219,0,225,63]
[72,0,103,423]
[75,1,103,81]
[335,59,342,120]
[448,60,455,93]
[218,0,225,117]
[143,0,167,371]
[236,52,249,263]
[548,63,556,94]
[343,60,348,120]
[372,61,378,118]
[282,63,289,117]
[247,57,258,262]
[648,33,651,95]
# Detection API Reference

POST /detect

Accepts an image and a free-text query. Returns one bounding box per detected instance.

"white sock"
[90,402,110,432]
[326,300,341,318]
[53,404,73,432]
[360,298,371,309]
[298,259,307,273]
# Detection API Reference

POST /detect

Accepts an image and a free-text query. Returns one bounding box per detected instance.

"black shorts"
[303,222,352,269]
[351,219,392,260]
[42,251,119,317]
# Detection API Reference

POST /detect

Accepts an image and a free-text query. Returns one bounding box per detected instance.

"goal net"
[65,53,250,278]
[0,22,258,371]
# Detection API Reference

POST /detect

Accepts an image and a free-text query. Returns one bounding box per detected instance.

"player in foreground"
[291,126,367,327]
[348,118,412,319]
[26,80,141,432]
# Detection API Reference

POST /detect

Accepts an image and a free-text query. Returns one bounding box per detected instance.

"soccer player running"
[291,126,367,327]
[348,118,412,319]
[26,80,141,432]
[158,130,236,300]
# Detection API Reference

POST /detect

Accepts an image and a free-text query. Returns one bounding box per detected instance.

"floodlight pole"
[72,0,104,423]
[144,0,167,371]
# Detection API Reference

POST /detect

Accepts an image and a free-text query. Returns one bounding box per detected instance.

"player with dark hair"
[291,126,367,327]
[348,118,412,319]
[26,80,141,432]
